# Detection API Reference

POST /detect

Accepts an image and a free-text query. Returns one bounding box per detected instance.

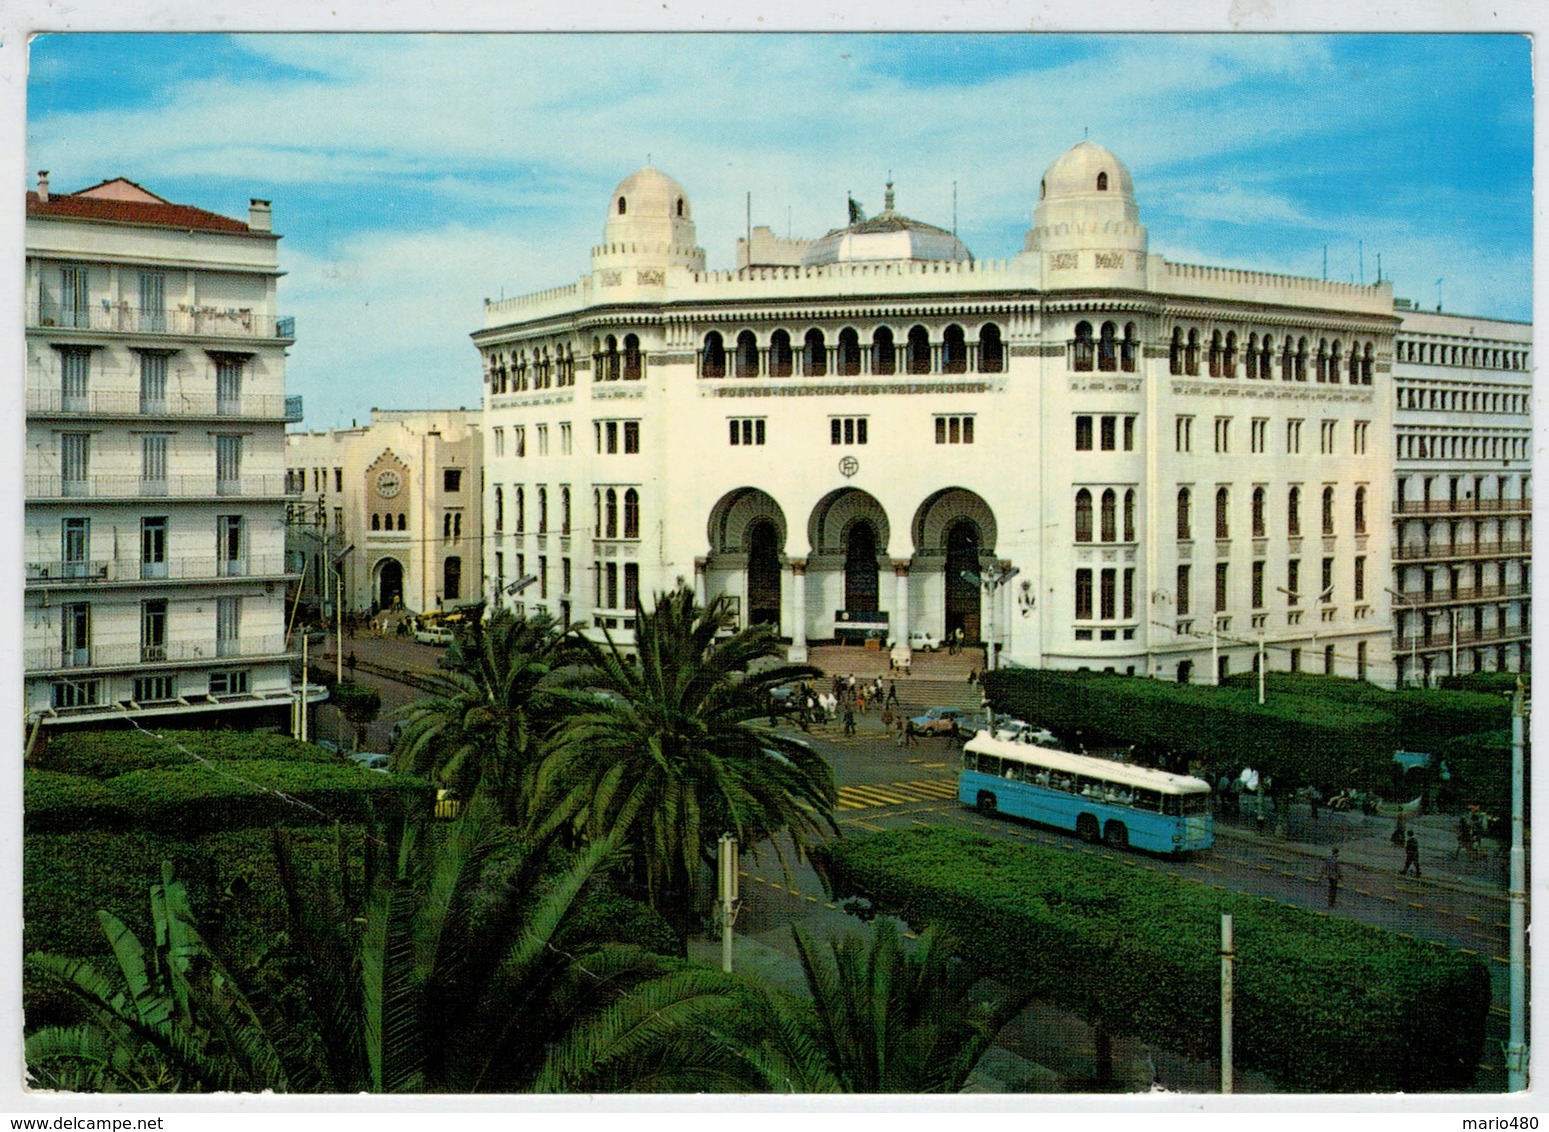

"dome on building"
[1038,139,1136,205]
[607,166,693,225]
[802,183,972,268]
[594,165,705,275]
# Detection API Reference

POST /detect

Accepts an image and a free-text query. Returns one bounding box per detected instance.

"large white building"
[475,142,1407,682]
[24,174,301,730]
[285,408,482,616]
[1390,304,1532,685]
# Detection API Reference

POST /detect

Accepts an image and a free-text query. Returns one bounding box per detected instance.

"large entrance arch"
[844,521,881,612]
[705,488,787,632]
[809,487,892,642]
[944,520,982,642]
[375,558,404,610]
[747,520,782,626]
[911,488,998,646]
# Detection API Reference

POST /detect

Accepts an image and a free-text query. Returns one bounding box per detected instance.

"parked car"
[414,626,454,646]
[909,706,974,736]
[312,738,342,757]
[993,719,1060,747]
[908,630,942,652]
[348,751,391,771]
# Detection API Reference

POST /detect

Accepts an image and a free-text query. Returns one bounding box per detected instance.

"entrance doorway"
[944,520,981,642]
[747,520,782,628]
[377,558,404,610]
[843,522,880,612]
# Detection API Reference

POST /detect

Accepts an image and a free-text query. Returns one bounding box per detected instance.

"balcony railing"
[28,302,295,342]
[26,387,296,420]
[27,554,291,586]
[1393,540,1532,562]
[1394,584,1531,607]
[27,474,290,500]
[1396,626,1532,652]
[1394,498,1533,516]
[26,633,291,673]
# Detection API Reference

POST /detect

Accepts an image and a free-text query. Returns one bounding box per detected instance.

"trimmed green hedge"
[36,729,338,779]
[985,669,1509,788]
[815,826,1489,1093]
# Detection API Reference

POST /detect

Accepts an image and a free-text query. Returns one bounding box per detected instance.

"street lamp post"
[331,545,354,684]
[1386,588,1418,689]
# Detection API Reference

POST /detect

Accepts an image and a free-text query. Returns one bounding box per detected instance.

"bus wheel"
[976,792,998,816]
[1076,813,1100,842]
[1104,821,1129,849]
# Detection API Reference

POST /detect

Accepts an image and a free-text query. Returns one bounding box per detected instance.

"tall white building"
[24,174,301,730]
[1390,304,1532,685]
[475,143,1400,683]
[285,408,482,616]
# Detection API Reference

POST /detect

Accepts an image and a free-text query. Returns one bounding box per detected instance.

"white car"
[908,630,942,652]
[414,626,454,646]
[994,719,1060,747]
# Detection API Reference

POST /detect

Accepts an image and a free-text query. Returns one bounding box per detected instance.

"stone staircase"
[805,643,989,715]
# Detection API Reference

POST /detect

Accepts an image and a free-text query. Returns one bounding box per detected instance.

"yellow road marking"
[1354,888,1372,896]
[1493,955,1509,964]
[1409,902,1425,910]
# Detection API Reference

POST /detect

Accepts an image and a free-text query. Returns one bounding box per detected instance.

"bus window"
[962,751,977,771]
[1181,793,1210,815]
[981,756,1002,778]
[1162,796,1182,816]
[1134,789,1162,812]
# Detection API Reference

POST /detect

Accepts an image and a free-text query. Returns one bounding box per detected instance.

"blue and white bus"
[960,732,1213,853]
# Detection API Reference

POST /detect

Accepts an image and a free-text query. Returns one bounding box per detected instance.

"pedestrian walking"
[1308,786,1320,821]
[843,705,856,737]
[904,719,917,747]
[1400,831,1422,878]
[346,651,358,678]
[886,680,899,708]
[1322,848,1343,907]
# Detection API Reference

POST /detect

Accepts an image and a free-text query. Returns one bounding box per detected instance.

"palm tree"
[746,920,1036,1093]
[538,587,837,950]
[25,862,306,1092]
[392,607,574,825]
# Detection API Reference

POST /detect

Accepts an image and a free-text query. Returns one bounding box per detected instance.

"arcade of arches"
[700,486,1003,659]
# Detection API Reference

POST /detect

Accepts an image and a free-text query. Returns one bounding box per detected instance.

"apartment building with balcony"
[24,173,302,729]
[286,409,482,617]
[1390,303,1532,686]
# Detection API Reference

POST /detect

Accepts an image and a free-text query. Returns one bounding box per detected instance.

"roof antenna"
[1084,126,1089,139]
[952,180,958,239]
[647,152,652,166]
[884,172,894,212]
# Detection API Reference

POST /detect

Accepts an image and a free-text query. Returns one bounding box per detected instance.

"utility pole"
[1210,621,1219,686]
[1450,608,1459,677]
[299,630,308,743]
[718,833,739,974]
[1220,913,1234,1093]
[1506,683,1528,1090]
[1257,634,1266,705]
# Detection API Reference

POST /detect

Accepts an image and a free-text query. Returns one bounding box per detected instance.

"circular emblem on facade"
[376,470,403,498]
[838,455,859,478]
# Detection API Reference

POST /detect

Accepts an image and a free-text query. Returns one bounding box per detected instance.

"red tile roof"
[26,191,259,235]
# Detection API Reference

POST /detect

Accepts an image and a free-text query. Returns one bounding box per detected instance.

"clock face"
[377,470,403,499]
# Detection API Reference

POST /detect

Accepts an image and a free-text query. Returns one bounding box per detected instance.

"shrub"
[38,729,336,779]
[814,826,1489,1093]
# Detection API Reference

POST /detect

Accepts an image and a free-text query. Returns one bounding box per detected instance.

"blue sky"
[26,33,1534,431]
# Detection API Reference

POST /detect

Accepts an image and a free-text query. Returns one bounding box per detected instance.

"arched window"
[538,486,548,534]
[623,488,639,539]
[561,486,572,534]
[1354,485,1367,535]
[605,335,620,381]
[1281,338,1295,381]
[1176,487,1192,540]
[1100,489,1117,542]
[1245,334,1259,379]
[617,196,627,215]
[443,513,453,538]
[1322,486,1335,535]
[1123,489,1135,542]
[1074,490,1093,542]
[1295,337,1308,382]
[804,329,827,376]
[623,334,642,380]
[1098,322,1118,372]
[515,486,525,533]
[1316,339,1329,382]
[1121,323,1138,373]
[398,513,406,531]
[1260,335,1273,380]
[1251,486,1265,537]
[372,513,381,531]
[444,556,462,601]
[1361,343,1374,384]
[1224,331,1237,377]
[1287,486,1301,537]
[593,489,601,536]
[1186,329,1200,376]
[1208,331,1223,377]
[605,488,618,539]
[943,324,967,374]
[676,197,684,217]
[907,325,931,374]
[1097,171,1109,191]
[977,323,1004,373]
[1329,340,1342,385]
[493,487,503,532]
[1215,487,1230,539]
[837,328,861,376]
[1073,321,1094,372]
[1169,328,1184,375]
[871,326,896,375]
[736,330,759,378]
[701,331,726,378]
[769,329,793,377]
